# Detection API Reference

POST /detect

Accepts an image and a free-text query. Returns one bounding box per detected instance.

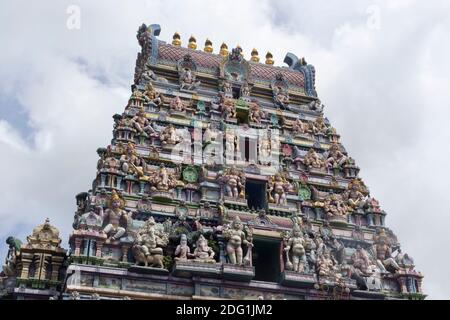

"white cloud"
[0,0,448,299]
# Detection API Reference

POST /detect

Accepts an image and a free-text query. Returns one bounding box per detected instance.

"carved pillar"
[116,176,123,190]
[50,256,65,282]
[96,241,104,258]
[139,181,146,195]
[74,238,82,256]
[100,174,106,188]
[121,245,130,263]
[20,254,33,279]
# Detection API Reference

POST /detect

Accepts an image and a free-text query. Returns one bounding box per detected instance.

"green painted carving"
[182,165,198,183]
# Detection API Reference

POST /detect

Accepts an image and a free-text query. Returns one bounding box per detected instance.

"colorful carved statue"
[174,234,193,262]
[273,85,289,109]
[240,82,250,98]
[222,80,233,97]
[160,124,183,146]
[148,164,184,192]
[219,167,246,199]
[316,250,338,278]
[223,216,253,265]
[101,191,133,241]
[373,229,401,273]
[292,118,308,136]
[169,96,186,112]
[303,148,326,170]
[193,235,215,263]
[221,95,237,119]
[2,237,22,277]
[78,206,104,231]
[249,101,265,124]
[309,116,328,135]
[267,173,293,205]
[344,178,369,210]
[326,143,348,169]
[258,136,271,164]
[179,68,201,91]
[323,194,349,218]
[131,107,158,137]
[283,223,307,272]
[351,245,375,277]
[132,217,168,268]
[143,82,162,107]
[120,142,147,178]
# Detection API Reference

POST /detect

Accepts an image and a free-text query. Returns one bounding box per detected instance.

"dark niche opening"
[246,180,266,211]
[253,238,281,283]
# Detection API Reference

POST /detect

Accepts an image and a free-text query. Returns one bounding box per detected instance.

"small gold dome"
[251,48,260,62]
[188,35,197,50]
[172,32,181,46]
[265,51,274,65]
[204,39,213,53]
[220,42,229,57]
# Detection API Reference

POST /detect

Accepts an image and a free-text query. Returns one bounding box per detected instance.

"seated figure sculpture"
[101,190,133,241]
[193,235,216,263]
[174,234,193,262]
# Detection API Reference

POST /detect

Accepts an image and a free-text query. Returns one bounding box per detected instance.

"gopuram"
[0,23,424,300]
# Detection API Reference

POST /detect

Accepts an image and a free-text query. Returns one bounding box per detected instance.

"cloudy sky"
[1,0,449,299]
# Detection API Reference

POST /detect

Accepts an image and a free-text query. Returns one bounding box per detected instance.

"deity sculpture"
[283,223,307,273]
[222,216,253,265]
[258,136,271,164]
[132,217,168,268]
[141,66,168,85]
[222,80,233,97]
[326,143,348,170]
[351,245,375,277]
[148,164,184,192]
[160,124,183,146]
[143,82,162,107]
[323,194,349,218]
[174,234,193,262]
[78,206,104,231]
[292,118,308,136]
[219,167,246,199]
[316,250,338,278]
[193,235,216,263]
[225,129,239,157]
[100,190,133,241]
[273,85,289,109]
[343,178,369,212]
[179,68,201,91]
[249,101,265,124]
[221,95,237,119]
[131,107,158,138]
[267,173,293,206]
[169,96,186,113]
[203,122,220,145]
[308,99,324,112]
[2,237,22,277]
[309,116,328,135]
[240,82,250,98]
[120,142,148,178]
[373,229,401,273]
[303,148,326,170]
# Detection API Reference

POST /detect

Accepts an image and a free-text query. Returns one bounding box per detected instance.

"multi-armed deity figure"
[143,82,162,107]
[273,85,289,109]
[219,167,246,199]
[193,235,216,263]
[220,94,237,119]
[267,173,293,206]
[291,118,308,136]
[147,163,184,192]
[120,142,148,178]
[160,124,184,146]
[303,148,326,171]
[283,223,307,273]
[223,216,253,265]
[344,178,369,211]
[249,101,265,124]
[326,142,348,170]
[308,116,329,136]
[131,107,159,138]
[179,68,201,91]
[169,96,186,113]
[323,194,349,219]
[101,190,133,241]
[132,217,169,268]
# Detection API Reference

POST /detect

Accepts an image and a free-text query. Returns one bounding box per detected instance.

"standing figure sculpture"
[2,237,22,277]
[219,167,246,199]
[267,173,292,205]
[283,223,307,273]
[373,229,401,273]
[223,216,253,265]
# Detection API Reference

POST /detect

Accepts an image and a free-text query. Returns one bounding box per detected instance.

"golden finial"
[251,48,260,62]
[204,39,213,53]
[172,32,181,46]
[220,42,229,57]
[265,51,274,65]
[188,35,197,50]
